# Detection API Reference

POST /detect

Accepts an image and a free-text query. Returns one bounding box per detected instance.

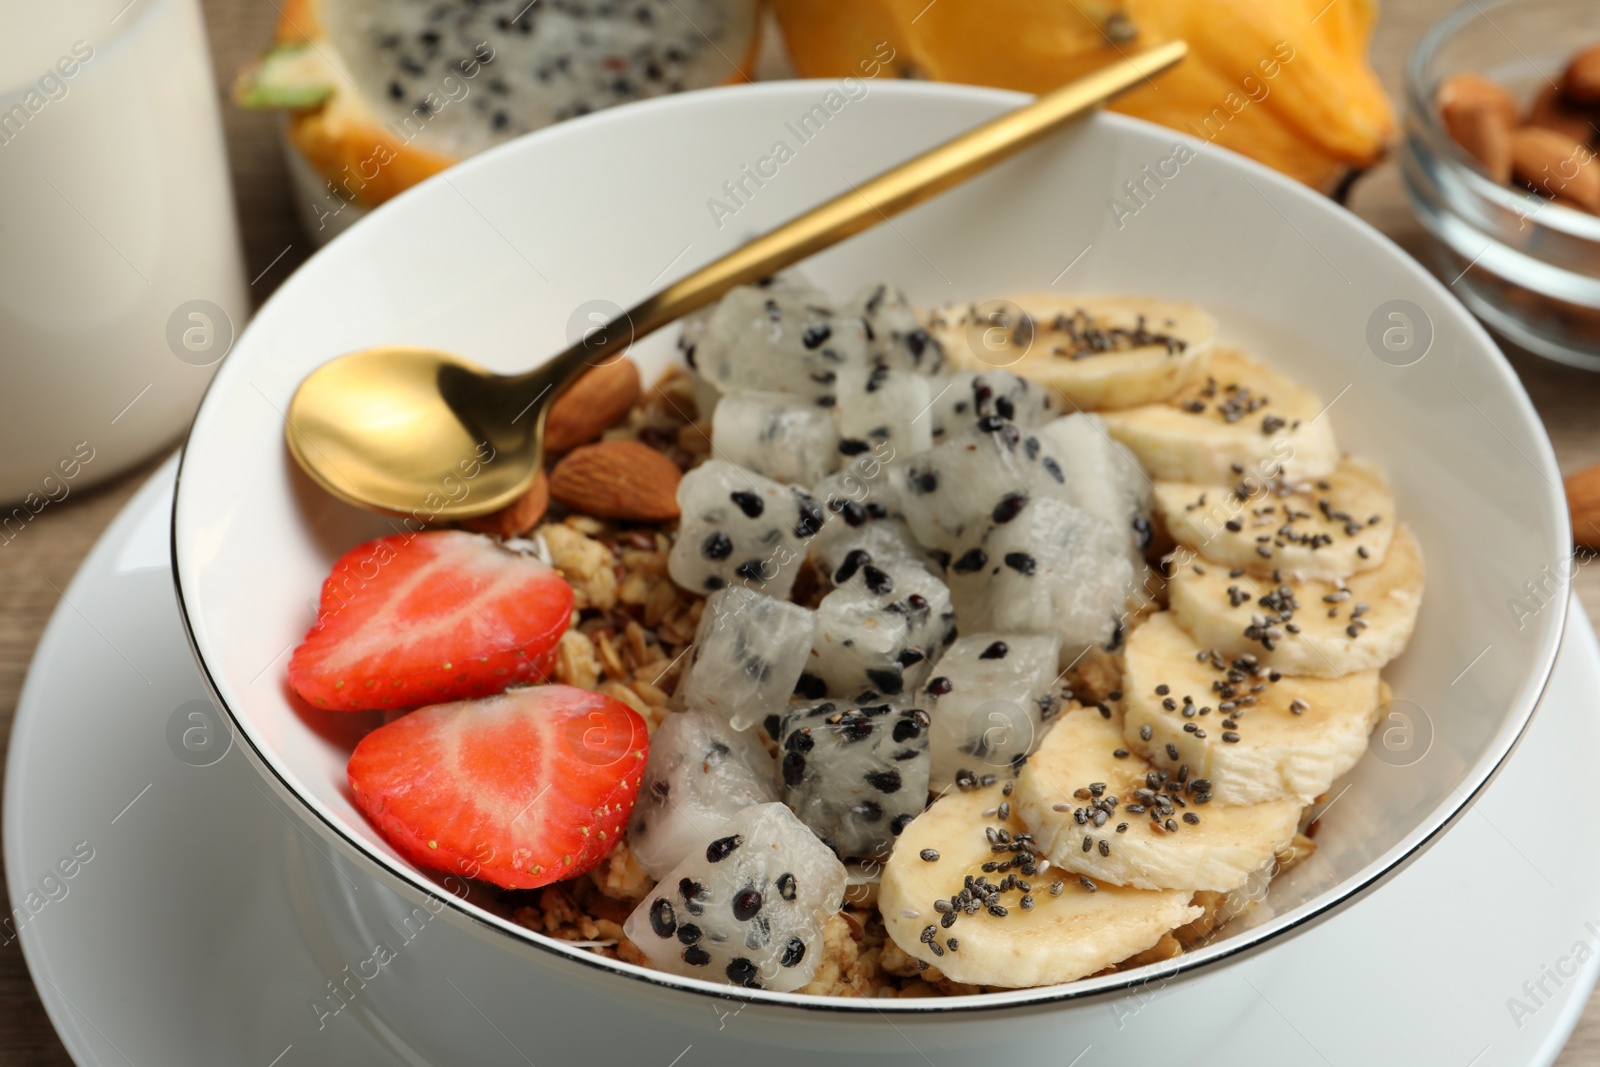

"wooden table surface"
[3,1,1599,1063]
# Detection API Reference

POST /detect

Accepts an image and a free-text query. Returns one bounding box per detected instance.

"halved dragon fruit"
[668,460,824,599]
[927,370,1060,444]
[919,633,1061,791]
[778,698,931,864]
[238,0,762,207]
[692,286,867,402]
[624,802,846,991]
[809,549,955,698]
[844,284,945,375]
[1036,413,1154,559]
[835,365,934,462]
[628,710,779,880]
[945,496,1134,665]
[895,420,1073,552]
[678,586,817,732]
[711,390,840,486]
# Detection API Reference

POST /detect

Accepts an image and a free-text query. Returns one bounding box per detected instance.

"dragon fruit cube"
[692,286,868,402]
[779,699,931,864]
[836,365,934,461]
[668,460,824,599]
[946,496,1134,665]
[712,390,840,486]
[628,710,779,879]
[1036,413,1154,558]
[624,802,847,991]
[690,372,722,425]
[845,283,945,375]
[680,274,812,423]
[679,586,818,732]
[896,420,1073,552]
[919,633,1061,791]
[813,450,904,516]
[808,551,955,698]
[812,522,931,587]
[928,370,1060,444]
[806,452,930,568]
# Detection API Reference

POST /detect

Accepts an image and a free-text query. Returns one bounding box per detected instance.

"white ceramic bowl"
[173,81,1567,1058]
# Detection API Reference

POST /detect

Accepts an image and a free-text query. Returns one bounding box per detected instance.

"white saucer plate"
[8,459,1600,1066]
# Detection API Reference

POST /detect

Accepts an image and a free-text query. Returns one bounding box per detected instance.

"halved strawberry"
[288,530,574,712]
[347,685,648,889]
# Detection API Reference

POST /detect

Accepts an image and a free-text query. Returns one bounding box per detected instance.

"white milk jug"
[0,0,247,507]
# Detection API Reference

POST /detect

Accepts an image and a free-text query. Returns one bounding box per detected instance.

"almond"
[1566,464,1600,549]
[459,470,549,538]
[1438,73,1518,129]
[1439,74,1516,182]
[1510,127,1600,210]
[544,358,642,454]
[1564,45,1600,106]
[1526,83,1597,147]
[549,441,681,522]
[1448,100,1513,183]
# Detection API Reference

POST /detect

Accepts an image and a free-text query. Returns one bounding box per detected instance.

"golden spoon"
[284,40,1187,520]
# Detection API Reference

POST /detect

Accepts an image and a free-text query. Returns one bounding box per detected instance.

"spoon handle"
[520,38,1186,400]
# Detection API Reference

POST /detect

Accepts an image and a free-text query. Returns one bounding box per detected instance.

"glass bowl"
[1402,0,1600,370]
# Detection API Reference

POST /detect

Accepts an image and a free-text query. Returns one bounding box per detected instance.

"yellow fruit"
[770,0,1395,192]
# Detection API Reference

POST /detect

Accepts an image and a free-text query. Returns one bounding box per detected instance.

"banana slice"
[1153,457,1396,578]
[879,787,1200,987]
[1123,614,1382,804]
[930,296,1216,411]
[1101,349,1339,482]
[1168,524,1425,679]
[1014,706,1301,892]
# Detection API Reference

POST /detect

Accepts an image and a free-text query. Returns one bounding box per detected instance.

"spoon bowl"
[285,345,541,518]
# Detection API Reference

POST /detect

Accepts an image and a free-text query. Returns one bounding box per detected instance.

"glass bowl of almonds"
[1402,0,1600,369]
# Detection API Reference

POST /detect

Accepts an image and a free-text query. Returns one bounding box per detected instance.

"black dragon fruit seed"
[701,531,732,560]
[730,490,764,517]
[706,835,741,862]
[732,888,763,922]
[649,898,676,938]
